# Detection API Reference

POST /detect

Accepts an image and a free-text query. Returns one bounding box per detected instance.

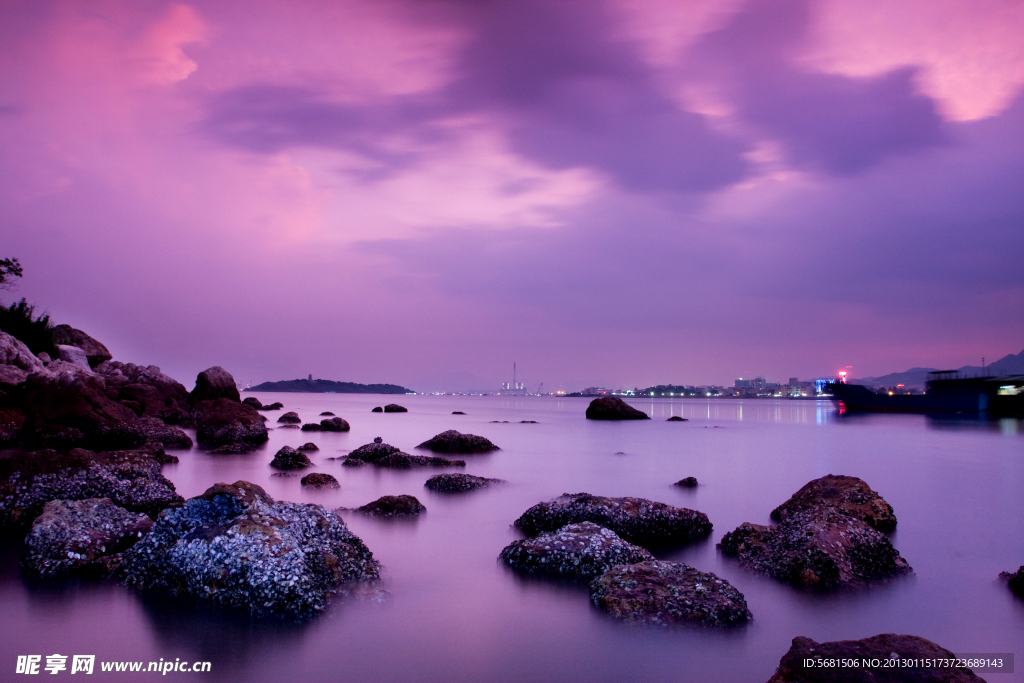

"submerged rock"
[297,442,319,452]
[120,481,379,617]
[770,474,898,532]
[513,493,712,548]
[371,406,383,413]
[301,473,339,489]
[259,402,284,411]
[319,417,350,432]
[667,416,688,422]
[383,404,407,413]
[590,561,751,627]
[500,522,653,578]
[194,398,268,447]
[585,396,649,421]
[21,498,153,577]
[999,566,1024,598]
[452,411,466,415]
[344,441,465,469]
[188,366,240,405]
[416,430,500,453]
[210,442,256,454]
[675,477,698,488]
[356,495,426,518]
[766,634,986,683]
[424,473,504,493]
[271,446,313,470]
[277,411,301,424]
[320,411,335,416]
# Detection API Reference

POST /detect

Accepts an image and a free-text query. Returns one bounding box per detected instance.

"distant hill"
[853,348,1024,388]
[246,379,412,394]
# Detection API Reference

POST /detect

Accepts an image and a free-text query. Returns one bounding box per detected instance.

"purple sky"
[2,0,1023,392]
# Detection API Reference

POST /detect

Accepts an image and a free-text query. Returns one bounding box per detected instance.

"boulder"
[93,361,191,424]
[667,416,687,422]
[301,423,322,431]
[513,493,712,548]
[259,402,283,411]
[0,448,183,533]
[717,508,912,590]
[424,473,503,493]
[356,495,426,518]
[675,477,698,488]
[416,430,500,454]
[278,411,301,423]
[136,416,192,449]
[137,441,179,465]
[320,411,334,416]
[590,561,751,627]
[187,366,240,405]
[51,325,112,368]
[371,406,383,413]
[271,446,313,470]
[120,481,379,617]
[297,442,319,452]
[0,331,47,374]
[770,474,897,533]
[585,396,649,421]
[500,522,653,578]
[344,441,466,469]
[383,404,407,413]
[301,473,340,489]
[999,566,1024,598]
[56,345,92,372]
[766,634,986,683]
[319,417,350,432]
[210,442,256,454]
[193,398,268,447]
[21,498,153,577]
[242,397,263,409]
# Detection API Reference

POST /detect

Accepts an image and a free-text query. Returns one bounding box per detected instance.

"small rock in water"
[500,522,652,579]
[667,416,687,422]
[424,473,504,493]
[770,474,897,532]
[344,441,465,469]
[319,417,350,432]
[675,477,698,488]
[258,402,283,411]
[272,472,298,478]
[357,495,426,518]
[520,420,538,423]
[279,424,300,429]
[297,442,319,452]
[383,404,407,413]
[452,411,466,415]
[614,451,626,455]
[417,430,500,454]
[320,411,335,416]
[301,423,322,431]
[277,412,301,424]
[242,397,263,409]
[373,436,383,443]
[371,407,383,413]
[301,473,340,489]
[270,446,313,470]
[585,396,649,421]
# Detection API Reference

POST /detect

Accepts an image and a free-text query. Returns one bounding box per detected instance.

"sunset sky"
[2,0,1022,392]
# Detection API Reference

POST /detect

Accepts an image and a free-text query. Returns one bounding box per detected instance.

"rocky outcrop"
[278,411,301,423]
[343,441,465,469]
[270,446,313,470]
[585,397,649,420]
[590,561,751,627]
[51,325,112,368]
[1,331,47,375]
[242,397,263,409]
[500,522,653,578]
[21,498,153,577]
[319,417,349,432]
[301,473,339,489]
[187,366,240,405]
[193,398,268,447]
[120,481,379,617]
[416,430,499,454]
[770,475,897,533]
[383,404,407,413]
[93,361,191,424]
[320,411,334,416]
[675,477,698,488]
[766,634,986,683]
[56,345,92,372]
[260,402,283,411]
[356,495,426,518]
[424,473,504,493]
[297,442,319,452]
[514,493,712,548]
[999,566,1024,598]
[136,416,192,449]
[0,448,183,533]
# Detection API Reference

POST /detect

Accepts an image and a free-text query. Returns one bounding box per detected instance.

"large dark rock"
[242,397,263,409]
[297,442,319,452]
[416,430,499,454]
[0,448,183,533]
[301,423,322,432]
[718,508,912,590]
[356,495,426,518]
[766,634,986,682]
[51,325,112,368]
[21,498,153,577]
[258,402,283,411]
[188,366,240,405]
[585,396,649,421]
[675,477,698,488]
[500,522,653,578]
[301,473,339,489]
[319,417,350,432]
[277,411,301,424]
[383,404,407,413]
[194,398,268,447]
[999,565,1024,598]
[424,473,504,493]
[590,561,751,627]
[271,446,313,470]
[771,474,897,532]
[344,441,465,469]
[0,331,47,375]
[667,416,687,422]
[120,481,379,617]
[137,416,192,449]
[514,493,712,548]
[93,361,191,424]
[371,406,383,413]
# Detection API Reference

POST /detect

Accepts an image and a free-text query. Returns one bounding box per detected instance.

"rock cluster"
[590,561,751,627]
[301,473,339,489]
[513,493,712,548]
[356,495,426,518]
[383,404,407,413]
[416,430,500,454]
[194,398,267,447]
[270,446,313,470]
[585,397,649,420]
[21,498,153,576]
[51,325,112,368]
[424,473,504,493]
[120,481,379,617]
[766,634,986,682]
[343,441,465,469]
[500,522,652,578]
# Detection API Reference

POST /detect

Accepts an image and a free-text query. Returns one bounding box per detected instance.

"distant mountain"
[853,348,1024,388]
[246,379,412,394]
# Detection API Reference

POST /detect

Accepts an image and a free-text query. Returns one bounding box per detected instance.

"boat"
[829,371,1024,415]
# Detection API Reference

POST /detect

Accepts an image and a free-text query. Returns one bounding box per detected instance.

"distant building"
[499,362,526,395]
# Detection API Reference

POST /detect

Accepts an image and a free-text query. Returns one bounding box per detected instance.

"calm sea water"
[2,395,1023,682]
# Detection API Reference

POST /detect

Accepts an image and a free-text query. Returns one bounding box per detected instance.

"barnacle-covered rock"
[344,441,465,469]
[424,473,504,493]
[416,430,499,454]
[500,522,652,578]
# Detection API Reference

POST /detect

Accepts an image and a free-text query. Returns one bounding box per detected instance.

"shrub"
[0,298,58,357]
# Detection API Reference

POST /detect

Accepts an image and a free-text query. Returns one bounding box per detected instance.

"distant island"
[246,378,412,394]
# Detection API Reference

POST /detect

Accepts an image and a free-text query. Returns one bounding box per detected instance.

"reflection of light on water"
[1000,419,1019,436]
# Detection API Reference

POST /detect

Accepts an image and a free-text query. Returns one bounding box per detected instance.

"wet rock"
[999,566,1024,598]
[590,561,751,627]
[21,498,153,577]
[0,448,183,533]
[270,446,313,470]
[210,442,255,454]
[120,481,379,617]
[259,402,283,411]
[766,634,986,682]
[770,474,897,532]
[187,366,240,405]
[0,331,47,374]
[717,508,911,590]
[383,404,407,413]
[319,411,334,416]
[667,416,687,422]
[371,406,383,413]
[278,411,301,423]
[416,429,500,454]
[301,423,322,431]
[424,473,504,493]
[137,441,178,464]
[94,361,191,424]
[675,477,698,488]
[500,522,653,578]
[297,442,319,452]
[194,398,268,447]
[585,396,649,421]
[520,420,537,423]
[56,345,92,372]
[452,411,466,415]
[514,493,712,548]
[319,417,350,432]
[242,397,263,409]
[301,473,339,489]
[356,495,426,518]
[137,416,193,449]
[344,441,465,469]
[51,325,113,368]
